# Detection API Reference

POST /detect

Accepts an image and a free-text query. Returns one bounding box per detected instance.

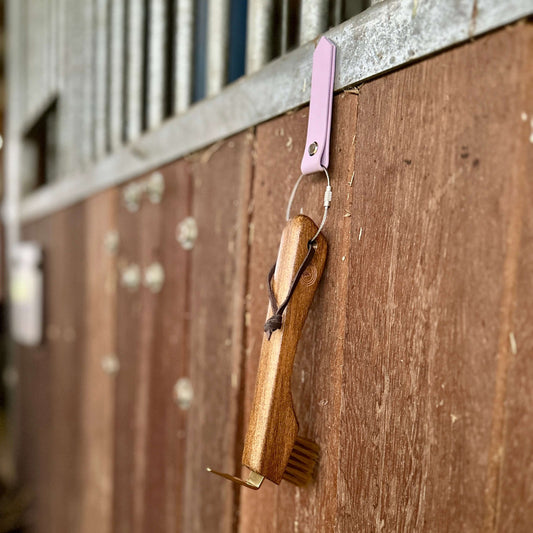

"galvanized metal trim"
[56,0,94,176]
[43,0,52,100]
[246,0,275,74]
[299,0,329,45]
[19,0,533,223]
[4,0,24,248]
[206,0,230,96]
[93,0,109,160]
[55,0,66,90]
[146,0,168,130]
[52,2,77,177]
[108,0,126,150]
[175,0,195,113]
[333,0,343,27]
[280,0,289,54]
[125,0,145,141]
[25,0,51,122]
[48,0,60,95]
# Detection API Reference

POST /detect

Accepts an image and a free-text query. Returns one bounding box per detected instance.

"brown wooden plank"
[20,205,88,533]
[113,174,169,533]
[130,185,163,533]
[337,24,532,532]
[238,92,358,532]
[18,217,54,533]
[496,25,533,533]
[496,146,533,531]
[140,161,191,533]
[79,189,118,533]
[15,339,51,533]
[182,132,253,533]
[112,178,144,533]
[0,220,4,302]
[47,205,86,533]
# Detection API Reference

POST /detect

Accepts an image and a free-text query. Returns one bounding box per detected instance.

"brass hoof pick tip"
[206,468,264,490]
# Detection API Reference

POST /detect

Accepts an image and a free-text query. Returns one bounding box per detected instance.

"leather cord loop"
[263,241,316,340]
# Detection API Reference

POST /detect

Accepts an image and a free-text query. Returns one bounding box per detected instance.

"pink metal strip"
[300,37,336,175]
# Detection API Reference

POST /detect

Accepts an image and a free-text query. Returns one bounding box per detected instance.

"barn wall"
[16,24,533,532]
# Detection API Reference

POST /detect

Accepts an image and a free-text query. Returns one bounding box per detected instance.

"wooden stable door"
[17,25,533,532]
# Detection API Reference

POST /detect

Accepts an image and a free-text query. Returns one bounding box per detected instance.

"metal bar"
[125,0,145,141]
[333,0,343,26]
[4,0,24,247]
[43,0,51,104]
[3,0,25,480]
[62,0,95,174]
[344,0,368,20]
[280,0,289,54]
[24,0,46,121]
[48,0,64,98]
[108,0,126,149]
[192,0,208,101]
[81,1,96,168]
[18,0,533,222]
[206,0,230,96]
[19,0,28,122]
[175,0,195,113]
[299,0,329,45]
[146,0,168,130]
[46,0,61,100]
[93,0,109,159]
[82,2,96,170]
[246,0,274,74]
[46,0,61,184]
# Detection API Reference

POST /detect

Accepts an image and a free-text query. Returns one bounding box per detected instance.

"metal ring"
[285,166,332,242]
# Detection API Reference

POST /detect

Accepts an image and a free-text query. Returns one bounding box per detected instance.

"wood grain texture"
[182,132,253,533]
[337,23,532,533]
[239,92,359,532]
[14,22,532,533]
[243,215,327,484]
[495,24,533,533]
[46,205,86,533]
[140,161,191,533]
[130,179,163,533]
[79,189,118,533]
[18,205,87,533]
[18,217,54,533]
[112,178,144,533]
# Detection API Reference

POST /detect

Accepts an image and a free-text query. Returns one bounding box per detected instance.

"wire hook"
[285,166,332,243]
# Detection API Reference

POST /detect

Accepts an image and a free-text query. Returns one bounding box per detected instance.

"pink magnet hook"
[300,37,336,176]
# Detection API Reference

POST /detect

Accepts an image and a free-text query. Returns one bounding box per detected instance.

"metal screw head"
[104,230,119,254]
[143,262,165,293]
[123,182,143,212]
[176,217,198,250]
[101,355,120,375]
[146,172,165,204]
[121,264,141,291]
[2,366,19,389]
[173,378,193,410]
[308,141,318,156]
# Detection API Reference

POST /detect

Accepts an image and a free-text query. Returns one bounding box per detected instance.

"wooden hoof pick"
[208,215,327,489]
